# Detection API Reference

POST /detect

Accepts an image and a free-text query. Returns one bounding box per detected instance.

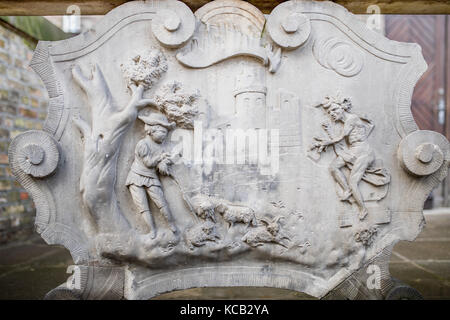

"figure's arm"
[142,153,167,168]
[135,140,166,168]
[311,120,354,153]
[320,120,354,146]
[365,118,375,136]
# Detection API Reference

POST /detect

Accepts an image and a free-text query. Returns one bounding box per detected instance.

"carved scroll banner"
[9,0,449,300]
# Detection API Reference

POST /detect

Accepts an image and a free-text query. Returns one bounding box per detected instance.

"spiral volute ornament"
[10,130,59,178]
[151,1,196,48]
[266,2,311,50]
[398,130,450,176]
[313,37,364,77]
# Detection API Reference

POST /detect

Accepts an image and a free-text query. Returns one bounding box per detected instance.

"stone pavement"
[0,210,449,300]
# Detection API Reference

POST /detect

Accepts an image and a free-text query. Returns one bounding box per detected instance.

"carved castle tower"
[233,66,267,129]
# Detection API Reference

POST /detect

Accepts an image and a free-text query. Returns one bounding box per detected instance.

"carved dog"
[185,221,220,250]
[241,216,290,248]
[216,203,257,228]
[189,194,218,222]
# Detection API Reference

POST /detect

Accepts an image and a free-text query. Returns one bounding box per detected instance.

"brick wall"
[0,25,49,243]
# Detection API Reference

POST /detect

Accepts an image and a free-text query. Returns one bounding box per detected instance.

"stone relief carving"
[151,0,196,48]
[176,24,282,73]
[313,37,364,77]
[126,112,179,239]
[241,216,291,248]
[72,48,170,234]
[185,220,221,250]
[309,93,390,221]
[186,193,290,251]
[354,227,378,247]
[9,0,450,300]
[217,203,257,228]
[266,4,311,50]
[176,0,283,73]
[233,66,267,129]
[15,131,59,178]
[153,81,200,129]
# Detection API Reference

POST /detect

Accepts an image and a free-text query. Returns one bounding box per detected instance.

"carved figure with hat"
[126,110,178,238]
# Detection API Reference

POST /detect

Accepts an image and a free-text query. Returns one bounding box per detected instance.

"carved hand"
[158,153,170,162]
[157,160,171,176]
[312,137,332,153]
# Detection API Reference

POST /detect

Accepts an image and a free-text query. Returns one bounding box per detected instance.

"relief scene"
[9,0,450,299]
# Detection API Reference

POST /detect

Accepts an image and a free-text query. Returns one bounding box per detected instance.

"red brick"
[20,192,29,200]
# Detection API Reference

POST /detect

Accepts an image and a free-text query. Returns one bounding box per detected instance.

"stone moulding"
[9,0,450,300]
[129,265,329,299]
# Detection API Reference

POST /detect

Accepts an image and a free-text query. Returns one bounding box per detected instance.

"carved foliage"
[153,81,200,129]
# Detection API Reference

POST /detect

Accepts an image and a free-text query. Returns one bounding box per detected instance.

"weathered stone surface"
[8,0,450,299]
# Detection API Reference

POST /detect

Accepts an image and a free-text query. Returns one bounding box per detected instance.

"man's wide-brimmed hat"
[138,111,175,129]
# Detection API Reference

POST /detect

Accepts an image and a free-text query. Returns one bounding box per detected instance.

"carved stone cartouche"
[9,0,449,300]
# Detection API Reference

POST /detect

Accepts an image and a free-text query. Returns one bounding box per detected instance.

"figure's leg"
[128,184,157,238]
[147,186,178,234]
[349,156,372,220]
[329,156,351,200]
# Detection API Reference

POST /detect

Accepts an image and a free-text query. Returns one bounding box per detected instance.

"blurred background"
[0,4,448,299]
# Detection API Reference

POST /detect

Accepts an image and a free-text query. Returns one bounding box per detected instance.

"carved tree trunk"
[72,64,155,233]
